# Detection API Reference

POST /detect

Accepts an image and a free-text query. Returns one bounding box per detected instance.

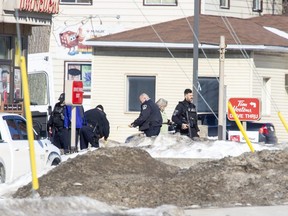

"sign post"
[228,98,261,121]
[65,80,83,152]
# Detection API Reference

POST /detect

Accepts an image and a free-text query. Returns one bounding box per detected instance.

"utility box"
[65,80,83,105]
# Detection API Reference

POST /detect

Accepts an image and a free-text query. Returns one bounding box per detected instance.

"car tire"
[46,152,61,166]
[0,162,5,184]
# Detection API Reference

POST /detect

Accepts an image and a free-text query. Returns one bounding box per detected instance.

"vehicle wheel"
[0,163,5,184]
[46,152,61,166]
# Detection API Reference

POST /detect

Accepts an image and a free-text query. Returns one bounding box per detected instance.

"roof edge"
[83,41,288,52]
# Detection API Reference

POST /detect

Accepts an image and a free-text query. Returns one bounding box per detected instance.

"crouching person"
[80,105,110,150]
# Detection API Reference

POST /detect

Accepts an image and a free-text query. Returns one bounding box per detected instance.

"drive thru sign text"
[228,98,261,121]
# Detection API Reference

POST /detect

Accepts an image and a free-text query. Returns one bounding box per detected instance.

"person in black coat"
[47,93,70,154]
[172,88,200,140]
[130,93,162,137]
[80,105,110,150]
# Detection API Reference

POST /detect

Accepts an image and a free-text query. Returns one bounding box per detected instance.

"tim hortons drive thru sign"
[228,98,261,121]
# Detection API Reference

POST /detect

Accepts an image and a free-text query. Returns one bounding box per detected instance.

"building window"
[253,0,263,12]
[262,77,271,115]
[143,0,177,6]
[220,0,230,9]
[197,77,219,113]
[285,74,288,93]
[60,0,92,5]
[127,76,156,112]
[0,36,11,60]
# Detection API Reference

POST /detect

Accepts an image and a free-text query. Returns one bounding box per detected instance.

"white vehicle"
[0,113,61,184]
[28,53,55,138]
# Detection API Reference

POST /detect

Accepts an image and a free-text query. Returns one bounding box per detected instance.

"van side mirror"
[48,105,52,115]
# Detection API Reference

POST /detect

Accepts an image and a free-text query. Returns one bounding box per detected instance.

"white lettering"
[233,106,252,113]
[73,87,83,92]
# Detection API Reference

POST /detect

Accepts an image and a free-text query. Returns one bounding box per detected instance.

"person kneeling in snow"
[80,105,110,150]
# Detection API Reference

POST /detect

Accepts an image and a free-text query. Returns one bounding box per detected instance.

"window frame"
[261,77,271,116]
[285,74,288,93]
[252,0,263,12]
[143,0,178,6]
[64,61,92,98]
[126,75,156,112]
[60,0,92,5]
[220,0,230,9]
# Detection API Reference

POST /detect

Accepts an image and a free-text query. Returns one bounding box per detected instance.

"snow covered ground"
[0,133,287,216]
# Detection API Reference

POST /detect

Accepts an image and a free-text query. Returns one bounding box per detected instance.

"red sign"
[72,81,83,105]
[19,0,59,14]
[228,98,261,121]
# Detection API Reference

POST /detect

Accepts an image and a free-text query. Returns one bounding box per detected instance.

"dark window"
[197,77,219,113]
[220,0,230,9]
[285,74,288,93]
[5,116,29,140]
[60,0,92,5]
[144,0,177,6]
[0,36,12,60]
[127,76,156,112]
[253,0,263,12]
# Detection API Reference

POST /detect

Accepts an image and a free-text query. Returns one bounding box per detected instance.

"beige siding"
[47,0,287,143]
[204,0,283,18]
[252,53,288,143]
[91,50,258,142]
[49,0,282,110]
[91,54,192,142]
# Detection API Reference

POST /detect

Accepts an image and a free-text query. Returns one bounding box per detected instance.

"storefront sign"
[19,0,59,14]
[228,131,259,143]
[228,97,261,121]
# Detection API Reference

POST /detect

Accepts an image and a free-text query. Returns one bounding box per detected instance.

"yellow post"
[278,112,288,133]
[228,102,255,153]
[20,56,39,190]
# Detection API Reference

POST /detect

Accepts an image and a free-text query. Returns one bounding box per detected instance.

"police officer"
[172,88,200,140]
[80,105,110,150]
[47,93,70,154]
[130,93,162,137]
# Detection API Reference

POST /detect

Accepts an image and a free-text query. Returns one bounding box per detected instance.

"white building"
[21,0,286,142]
[48,0,283,109]
[84,15,288,143]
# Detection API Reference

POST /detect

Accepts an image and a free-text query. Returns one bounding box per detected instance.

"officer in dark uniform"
[80,105,110,150]
[172,88,200,140]
[47,93,70,154]
[130,93,162,137]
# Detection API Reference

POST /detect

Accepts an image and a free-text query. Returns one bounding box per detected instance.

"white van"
[28,53,55,137]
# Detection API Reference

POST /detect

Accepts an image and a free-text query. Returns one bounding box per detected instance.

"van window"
[6,118,28,140]
[28,72,48,105]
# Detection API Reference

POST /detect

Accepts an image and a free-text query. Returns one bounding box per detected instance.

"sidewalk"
[184,205,288,216]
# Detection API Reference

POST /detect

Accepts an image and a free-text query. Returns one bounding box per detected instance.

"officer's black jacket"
[172,100,199,132]
[84,108,110,139]
[48,102,65,129]
[132,99,162,131]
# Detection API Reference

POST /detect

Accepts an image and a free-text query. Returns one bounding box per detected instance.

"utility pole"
[193,0,199,108]
[218,36,226,140]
